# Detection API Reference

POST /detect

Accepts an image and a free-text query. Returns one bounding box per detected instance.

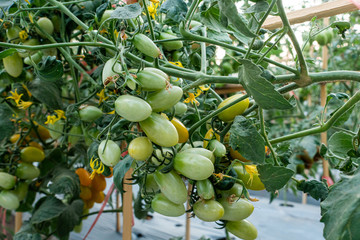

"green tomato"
[20,146,45,163]
[15,162,40,180]
[226,220,258,240]
[136,70,167,91]
[102,58,122,86]
[0,191,20,210]
[196,179,215,200]
[144,174,159,193]
[98,140,121,167]
[51,15,61,32]
[11,182,29,201]
[24,51,43,65]
[193,200,224,222]
[174,152,214,180]
[217,94,250,122]
[128,137,153,161]
[115,95,152,122]
[133,34,161,58]
[207,139,226,157]
[6,26,21,43]
[68,125,83,145]
[79,106,103,122]
[325,29,334,44]
[154,170,187,204]
[85,128,100,146]
[36,17,54,38]
[146,86,183,112]
[316,32,328,46]
[189,20,202,29]
[3,53,23,78]
[219,198,254,221]
[139,113,179,147]
[151,193,185,217]
[0,172,16,190]
[221,62,233,76]
[48,119,65,140]
[181,148,215,164]
[141,67,168,80]
[174,102,187,116]
[219,183,243,198]
[251,39,264,50]
[159,32,183,51]
[18,39,40,58]
[100,10,114,24]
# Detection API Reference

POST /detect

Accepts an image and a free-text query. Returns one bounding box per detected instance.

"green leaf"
[0,104,15,141]
[57,200,84,238]
[96,2,108,20]
[36,56,64,82]
[229,116,265,164]
[0,49,18,60]
[110,3,142,20]
[333,105,355,127]
[28,78,63,110]
[330,21,351,37]
[200,6,224,32]
[218,0,257,38]
[238,59,293,110]
[328,132,354,158]
[31,196,67,224]
[275,142,292,166]
[319,143,328,157]
[207,29,232,44]
[49,167,80,197]
[113,155,134,193]
[297,180,328,201]
[14,222,42,240]
[257,164,294,192]
[244,1,269,14]
[320,169,360,240]
[160,0,188,22]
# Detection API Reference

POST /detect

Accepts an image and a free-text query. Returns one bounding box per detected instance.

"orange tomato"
[75,168,92,187]
[91,174,106,191]
[79,186,92,200]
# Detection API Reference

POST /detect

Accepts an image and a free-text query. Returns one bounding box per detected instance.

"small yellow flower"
[24,0,30,4]
[45,115,58,125]
[107,110,115,114]
[147,3,159,20]
[89,156,105,180]
[149,0,160,3]
[28,13,34,24]
[99,28,108,34]
[169,61,184,68]
[22,84,32,97]
[17,101,33,110]
[96,89,109,105]
[19,30,28,41]
[7,89,23,105]
[244,165,258,186]
[184,92,199,106]
[199,85,210,91]
[54,109,66,120]
[114,29,119,39]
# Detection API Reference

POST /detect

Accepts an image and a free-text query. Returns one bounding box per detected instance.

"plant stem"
[259,107,279,166]
[81,208,123,218]
[270,90,360,144]
[200,26,207,74]
[0,41,116,51]
[141,0,155,40]
[184,0,200,28]
[256,27,288,64]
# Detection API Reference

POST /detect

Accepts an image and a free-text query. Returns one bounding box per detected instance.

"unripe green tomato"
[36,17,54,38]
[73,222,83,233]
[189,20,202,29]
[11,182,29,201]
[151,193,185,217]
[193,200,224,222]
[316,32,328,46]
[48,119,65,140]
[20,146,45,163]
[196,179,215,200]
[174,152,214,180]
[172,51,183,62]
[144,174,159,193]
[133,33,161,58]
[18,39,40,58]
[51,15,61,32]
[181,148,215,164]
[136,70,167,91]
[98,140,121,167]
[0,172,16,189]
[226,220,258,240]
[159,32,183,51]
[141,67,169,80]
[68,125,83,145]
[85,128,99,146]
[79,106,103,122]
[219,198,254,221]
[115,95,152,122]
[207,139,226,157]
[217,94,250,122]
[24,51,43,65]
[100,10,114,24]
[3,53,23,78]
[16,162,40,180]
[154,170,187,204]
[325,29,334,44]
[174,102,187,115]
[221,62,233,76]
[128,137,153,161]
[6,26,21,43]
[170,76,183,86]
[102,58,122,86]
[251,39,264,50]
[0,191,20,210]
[146,86,183,112]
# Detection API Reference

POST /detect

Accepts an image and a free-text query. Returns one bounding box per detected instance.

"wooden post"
[185,183,193,240]
[122,169,133,240]
[116,190,121,232]
[15,212,22,233]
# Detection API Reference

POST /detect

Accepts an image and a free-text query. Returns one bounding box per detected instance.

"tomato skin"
[151,193,185,217]
[316,32,327,46]
[28,141,43,151]
[115,95,152,122]
[79,106,103,122]
[0,172,16,189]
[98,140,121,167]
[91,174,107,191]
[208,140,226,157]
[128,137,153,161]
[36,17,54,38]
[196,179,215,200]
[6,26,21,43]
[193,200,224,222]
[203,128,220,148]
[102,58,122,86]
[233,164,265,191]
[133,34,161,58]
[141,67,168,80]
[3,53,23,78]
[174,102,187,115]
[80,186,92,200]
[154,170,187,204]
[139,113,179,147]
[75,168,92,187]
[181,148,215,164]
[174,152,214,181]
[226,220,258,240]
[91,190,105,203]
[20,146,45,163]
[30,122,51,141]
[100,9,114,24]
[16,162,40,180]
[159,32,183,51]
[219,198,254,221]
[12,182,29,201]
[219,183,243,198]
[136,70,167,91]
[217,94,249,122]
[144,173,160,193]
[48,119,65,140]
[68,125,83,145]
[24,51,43,65]
[0,191,20,210]
[18,39,40,58]
[146,86,183,112]
[170,118,189,143]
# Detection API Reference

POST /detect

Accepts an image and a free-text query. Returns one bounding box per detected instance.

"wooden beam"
[263,0,358,30]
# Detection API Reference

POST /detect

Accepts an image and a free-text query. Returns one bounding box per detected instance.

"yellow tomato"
[20,146,45,162]
[203,129,220,148]
[171,118,189,143]
[217,94,249,122]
